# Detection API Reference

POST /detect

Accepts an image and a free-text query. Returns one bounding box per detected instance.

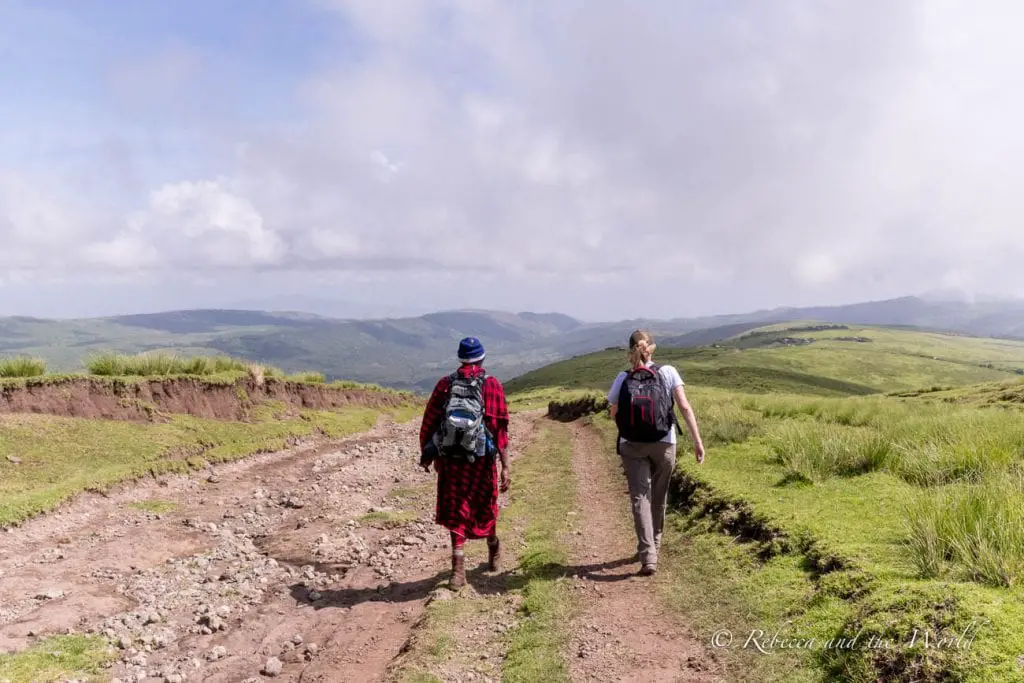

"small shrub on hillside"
[0,356,46,378]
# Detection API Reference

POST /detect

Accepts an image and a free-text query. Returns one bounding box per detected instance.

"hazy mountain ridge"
[4,296,1024,391]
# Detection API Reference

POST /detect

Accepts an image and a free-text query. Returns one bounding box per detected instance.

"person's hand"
[694,441,706,464]
[500,467,511,492]
[419,453,434,472]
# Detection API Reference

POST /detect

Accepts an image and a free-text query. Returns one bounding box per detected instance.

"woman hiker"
[419,336,511,588]
[607,330,706,576]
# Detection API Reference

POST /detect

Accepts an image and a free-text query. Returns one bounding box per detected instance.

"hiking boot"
[451,552,466,589]
[487,538,501,572]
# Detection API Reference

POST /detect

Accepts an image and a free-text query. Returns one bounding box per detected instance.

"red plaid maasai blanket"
[434,455,500,539]
[419,364,509,540]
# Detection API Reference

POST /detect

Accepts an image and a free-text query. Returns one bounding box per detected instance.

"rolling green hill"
[6,295,1024,392]
[506,324,1024,397]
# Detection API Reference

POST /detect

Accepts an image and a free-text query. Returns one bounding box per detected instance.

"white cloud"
[796,252,840,286]
[7,1,1024,318]
[143,180,285,267]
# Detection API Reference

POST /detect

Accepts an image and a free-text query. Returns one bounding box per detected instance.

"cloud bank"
[3,0,1024,319]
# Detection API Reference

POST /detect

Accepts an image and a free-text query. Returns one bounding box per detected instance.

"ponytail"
[628,330,656,368]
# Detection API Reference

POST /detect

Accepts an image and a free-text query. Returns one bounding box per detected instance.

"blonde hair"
[628,330,656,368]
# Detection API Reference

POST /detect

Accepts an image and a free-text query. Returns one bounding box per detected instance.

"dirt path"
[565,423,722,683]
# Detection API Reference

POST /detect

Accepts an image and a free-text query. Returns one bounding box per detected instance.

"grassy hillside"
[506,324,1024,397]
[515,324,1024,681]
[7,295,1024,392]
[0,310,618,392]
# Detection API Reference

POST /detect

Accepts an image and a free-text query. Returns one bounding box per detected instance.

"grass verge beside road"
[580,392,1024,682]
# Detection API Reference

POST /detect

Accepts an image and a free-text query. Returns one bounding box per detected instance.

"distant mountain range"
[3,295,1024,391]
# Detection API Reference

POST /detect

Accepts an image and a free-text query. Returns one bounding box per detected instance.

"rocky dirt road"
[1,411,718,683]
[1,414,515,683]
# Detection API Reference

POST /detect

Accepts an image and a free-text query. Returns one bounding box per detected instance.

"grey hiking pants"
[619,440,677,567]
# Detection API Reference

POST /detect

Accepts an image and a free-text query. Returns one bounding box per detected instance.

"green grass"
[507,386,597,412]
[506,324,1024,398]
[584,410,1024,681]
[85,351,267,377]
[750,395,1024,488]
[0,356,47,378]
[288,371,325,383]
[500,423,577,683]
[357,510,420,528]
[905,473,1024,588]
[79,352,337,386]
[0,403,413,528]
[126,499,180,514]
[0,634,115,682]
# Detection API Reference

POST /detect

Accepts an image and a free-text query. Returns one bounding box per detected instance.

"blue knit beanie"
[457,336,486,364]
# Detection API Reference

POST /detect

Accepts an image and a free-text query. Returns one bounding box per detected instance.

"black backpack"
[615,364,679,442]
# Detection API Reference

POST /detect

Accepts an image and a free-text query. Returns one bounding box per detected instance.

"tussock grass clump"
[884,412,1024,486]
[753,394,1024,487]
[85,352,334,383]
[767,422,891,483]
[0,356,47,378]
[905,473,1024,587]
[694,400,764,447]
[288,371,325,384]
[86,352,251,377]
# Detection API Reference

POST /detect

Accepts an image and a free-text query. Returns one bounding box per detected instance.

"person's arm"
[419,377,449,469]
[673,384,705,463]
[607,372,625,419]
[486,377,512,491]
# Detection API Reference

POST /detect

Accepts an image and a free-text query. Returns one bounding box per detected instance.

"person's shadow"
[287,556,638,610]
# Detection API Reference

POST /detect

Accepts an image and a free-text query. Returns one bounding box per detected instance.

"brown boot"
[487,538,501,572]
[450,551,466,589]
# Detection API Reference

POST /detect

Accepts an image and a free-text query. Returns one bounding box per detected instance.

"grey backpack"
[434,371,489,462]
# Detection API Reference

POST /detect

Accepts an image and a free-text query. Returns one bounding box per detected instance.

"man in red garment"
[419,336,511,588]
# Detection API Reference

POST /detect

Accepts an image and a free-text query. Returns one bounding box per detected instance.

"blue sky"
[3,1,1024,321]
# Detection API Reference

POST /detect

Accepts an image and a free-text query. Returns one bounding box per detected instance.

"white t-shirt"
[607,361,684,445]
